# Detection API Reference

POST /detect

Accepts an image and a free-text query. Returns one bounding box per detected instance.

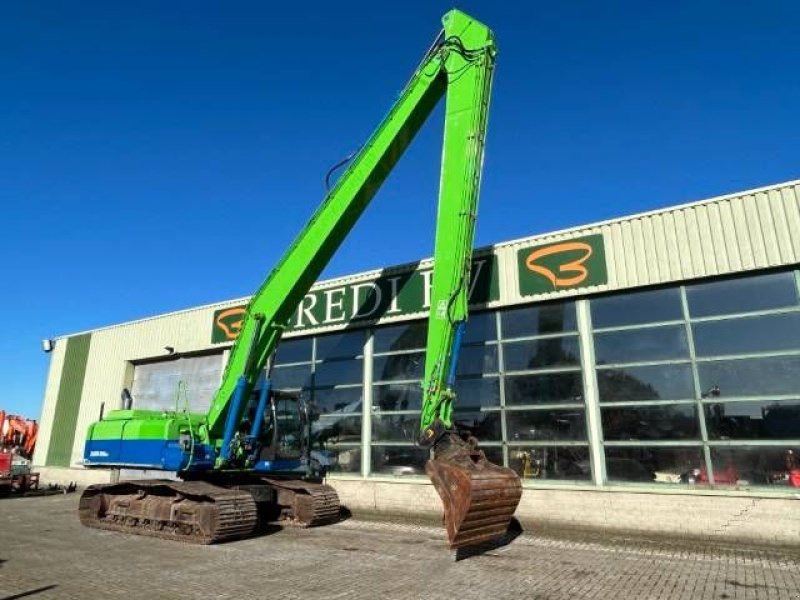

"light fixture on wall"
[41,339,55,353]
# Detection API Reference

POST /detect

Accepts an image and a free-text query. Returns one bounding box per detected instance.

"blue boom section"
[85,439,307,474]
[84,439,216,471]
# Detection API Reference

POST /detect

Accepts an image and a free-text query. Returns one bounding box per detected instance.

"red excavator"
[0,410,40,495]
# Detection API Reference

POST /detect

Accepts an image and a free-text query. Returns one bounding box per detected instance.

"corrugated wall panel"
[783,186,800,259]
[768,188,793,263]
[46,334,91,467]
[755,191,780,266]
[32,340,66,466]
[705,202,728,273]
[500,180,799,306]
[70,304,227,466]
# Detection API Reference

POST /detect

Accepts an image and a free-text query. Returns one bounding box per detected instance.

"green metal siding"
[46,333,91,467]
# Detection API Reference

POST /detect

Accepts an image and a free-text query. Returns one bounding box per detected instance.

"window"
[594,326,688,365]
[501,301,577,338]
[373,383,422,412]
[709,446,800,486]
[686,271,798,317]
[504,372,583,406]
[313,387,362,414]
[693,312,800,357]
[506,409,587,442]
[373,353,425,382]
[591,287,683,328]
[704,400,800,440]
[604,446,703,484]
[596,364,694,403]
[509,445,591,482]
[370,446,429,477]
[314,359,363,386]
[698,356,800,398]
[278,267,800,490]
[271,364,312,389]
[274,338,313,364]
[601,404,699,441]
[373,321,427,353]
[316,331,364,360]
[503,337,581,371]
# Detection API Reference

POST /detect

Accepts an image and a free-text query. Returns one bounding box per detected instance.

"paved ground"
[1,494,799,600]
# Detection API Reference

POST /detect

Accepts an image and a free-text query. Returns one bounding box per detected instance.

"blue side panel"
[84,439,215,472]
[253,459,306,473]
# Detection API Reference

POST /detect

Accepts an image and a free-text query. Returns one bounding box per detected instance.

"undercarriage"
[78,476,340,544]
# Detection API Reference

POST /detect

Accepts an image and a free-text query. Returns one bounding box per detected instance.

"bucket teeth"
[426,440,522,549]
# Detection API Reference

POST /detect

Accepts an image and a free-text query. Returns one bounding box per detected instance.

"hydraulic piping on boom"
[78,9,520,550]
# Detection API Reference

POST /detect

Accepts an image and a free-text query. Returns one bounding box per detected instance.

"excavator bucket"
[426,443,522,549]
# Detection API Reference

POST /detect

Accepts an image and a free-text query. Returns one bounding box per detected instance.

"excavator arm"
[209,10,495,446]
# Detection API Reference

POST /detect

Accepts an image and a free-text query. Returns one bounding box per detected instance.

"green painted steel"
[46,334,91,467]
[419,12,496,431]
[206,9,496,440]
[86,410,207,443]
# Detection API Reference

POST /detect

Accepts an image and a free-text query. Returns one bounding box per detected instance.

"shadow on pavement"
[452,517,523,561]
[0,584,58,600]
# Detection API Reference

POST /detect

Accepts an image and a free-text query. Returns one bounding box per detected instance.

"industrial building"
[34,179,800,543]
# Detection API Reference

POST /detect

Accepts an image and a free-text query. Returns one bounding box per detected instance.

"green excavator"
[79,9,522,550]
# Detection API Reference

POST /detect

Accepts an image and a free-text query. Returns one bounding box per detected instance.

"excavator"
[79,9,522,550]
[0,411,38,459]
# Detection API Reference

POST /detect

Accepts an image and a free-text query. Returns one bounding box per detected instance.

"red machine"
[0,410,40,495]
[0,411,38,458]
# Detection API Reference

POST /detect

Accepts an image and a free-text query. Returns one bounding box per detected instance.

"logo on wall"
[214,307,247,342]
[517,234,607,296]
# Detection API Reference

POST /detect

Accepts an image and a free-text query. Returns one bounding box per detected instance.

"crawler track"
[79,480,257,544]
[78,477,341,543]
[262,478,340,527]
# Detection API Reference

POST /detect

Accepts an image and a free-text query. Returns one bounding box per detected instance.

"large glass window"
[704,400,800,440]
[505,372,583,406]
[265,267,800,491]
[686,271,798,317]
[508,445,591,482]
[592,285,699,485]
[596,364,695,403]
[594,326,688,365]
[503,337,581,371]
[693,312,800,357]
[373,321,427,353]
[592,288,683,328]
[698,356,800,398]
[709,446,800,487]
[604,446,703,484]
[501,301,577,338]
[506,409,586,442]
[370,446,429,477]
[601,404,699,441]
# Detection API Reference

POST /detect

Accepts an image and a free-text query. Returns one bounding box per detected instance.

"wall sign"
[212,254,499,343]
[517,234,607,296]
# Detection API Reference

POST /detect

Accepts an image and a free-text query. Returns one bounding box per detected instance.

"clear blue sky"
[2,1,799,417]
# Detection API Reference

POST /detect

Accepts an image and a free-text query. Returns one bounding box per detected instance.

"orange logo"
[215,307,246,340]
[525,241,593,288]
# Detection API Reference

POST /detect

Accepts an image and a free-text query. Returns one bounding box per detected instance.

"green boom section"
[46,334,91,467]
[207,10,496,438]
[86,410,207,442]
[419,14,496,431]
